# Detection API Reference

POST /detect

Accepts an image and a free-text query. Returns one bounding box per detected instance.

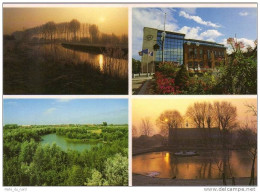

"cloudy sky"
[3,99,128,125]
[132,7,257,59]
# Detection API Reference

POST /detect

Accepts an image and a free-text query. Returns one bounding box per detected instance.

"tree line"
[3,125,128,186]
[10,19,128,45]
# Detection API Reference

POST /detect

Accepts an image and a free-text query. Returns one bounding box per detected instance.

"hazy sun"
[99,17,105,22]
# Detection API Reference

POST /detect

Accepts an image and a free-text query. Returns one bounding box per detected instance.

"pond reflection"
[132,151,256,179]
[31,43,128,78]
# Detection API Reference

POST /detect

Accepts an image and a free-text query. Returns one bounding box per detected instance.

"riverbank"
[61,42,128,58]
[132,174,256,186]
[3,41,128,94]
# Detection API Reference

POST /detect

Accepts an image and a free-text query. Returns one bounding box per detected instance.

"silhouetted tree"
[157,110,183,145]
[140,117,153,136]
[69,19,80,41]
[89,24,99,43]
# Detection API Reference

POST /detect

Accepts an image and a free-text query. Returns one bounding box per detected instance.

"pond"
[132,151,256,179]
[32,43,128,78]
[41,133,101,152]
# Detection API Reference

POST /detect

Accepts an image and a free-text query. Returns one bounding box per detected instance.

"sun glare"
[99,17,105,23]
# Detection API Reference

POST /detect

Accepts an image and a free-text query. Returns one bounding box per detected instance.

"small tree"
[102,122,108,126]
[175,64,189,90]
[132,58,141,74]
[140,117,153,136]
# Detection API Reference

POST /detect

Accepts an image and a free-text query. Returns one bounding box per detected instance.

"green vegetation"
[3,124,128,186]
[153,39,257,95]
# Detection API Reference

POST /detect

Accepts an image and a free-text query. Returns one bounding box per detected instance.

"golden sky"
[3,7,128,35]
[132,97,257,135]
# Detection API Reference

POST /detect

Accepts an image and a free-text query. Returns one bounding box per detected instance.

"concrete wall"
[141,27,158,73]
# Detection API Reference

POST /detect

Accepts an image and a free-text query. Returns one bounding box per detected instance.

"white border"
[1,1,259,192]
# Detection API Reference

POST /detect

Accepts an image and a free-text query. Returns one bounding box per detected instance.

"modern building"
[141,27,227,72]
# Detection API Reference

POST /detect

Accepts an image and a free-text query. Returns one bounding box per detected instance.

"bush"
[157,62,179,77]
[175,65,189,90]
[132,58,141,74]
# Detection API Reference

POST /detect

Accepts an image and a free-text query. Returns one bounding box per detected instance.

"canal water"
[41,133,100,152]
[132,151,256,179]
[31,43,128,78]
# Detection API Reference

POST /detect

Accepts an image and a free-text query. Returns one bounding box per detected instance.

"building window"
[188,62,193,68]
[199,49,203,58]
[155,31,184,64]
[207,50,211,59]
[189,48,193,59]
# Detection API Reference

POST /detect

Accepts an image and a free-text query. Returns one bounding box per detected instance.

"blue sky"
[3,99,128,125]
[132,7,257,59]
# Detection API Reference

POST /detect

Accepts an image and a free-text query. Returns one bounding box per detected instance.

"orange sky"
[132,97,257,135]
[3,7,128,35]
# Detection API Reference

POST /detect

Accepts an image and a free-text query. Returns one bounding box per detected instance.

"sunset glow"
[132,97,257,135]
[3,7,128,35]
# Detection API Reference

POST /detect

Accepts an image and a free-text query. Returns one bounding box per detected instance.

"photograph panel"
[132,97,257,186]
[3,6,128,95]
[3,98,128,186]
[132,6,257,95]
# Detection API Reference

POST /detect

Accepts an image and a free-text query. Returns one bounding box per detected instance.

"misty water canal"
[132,151,256,179]
[33,43,128,78]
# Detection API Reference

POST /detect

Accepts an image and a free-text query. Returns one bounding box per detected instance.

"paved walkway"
[132,73,153,95]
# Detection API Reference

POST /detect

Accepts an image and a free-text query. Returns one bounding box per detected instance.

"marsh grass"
[4,41,128,94]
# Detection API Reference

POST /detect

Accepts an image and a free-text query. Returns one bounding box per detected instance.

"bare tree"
[89,24,99,43]
[186,102,207,129]
[213,101,237,149]
[69,19,80,41]
[238,103,257,185]
[140,117,153,137]
[132,125,138,138]
[156,110,183,145]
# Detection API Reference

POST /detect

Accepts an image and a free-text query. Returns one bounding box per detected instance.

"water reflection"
[41,133,101,152]
[31,43,128,78]
[99,54,104,72]
[132,151,256,179]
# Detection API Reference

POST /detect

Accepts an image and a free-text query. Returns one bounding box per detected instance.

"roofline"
[144,27,185,36]
[144,26,225,47]
[185,38,225,47]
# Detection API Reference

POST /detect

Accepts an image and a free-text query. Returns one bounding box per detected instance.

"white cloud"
[178,27,222,42]
[132,8,178,59]
[44,107,57,115]
[179,11,221,28]
[239,11,249,16]
[178,26,201,39]
[180,8,197,15]
[200,30,223,39]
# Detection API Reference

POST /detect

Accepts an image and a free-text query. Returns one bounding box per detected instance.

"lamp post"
[161,12,166,63]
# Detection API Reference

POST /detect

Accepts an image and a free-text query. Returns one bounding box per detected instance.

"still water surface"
[31,44,128,78]
[41,133,100,152]
[132,151,256,179]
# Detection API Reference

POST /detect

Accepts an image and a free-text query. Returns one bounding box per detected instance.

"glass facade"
[155,30,184,65]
